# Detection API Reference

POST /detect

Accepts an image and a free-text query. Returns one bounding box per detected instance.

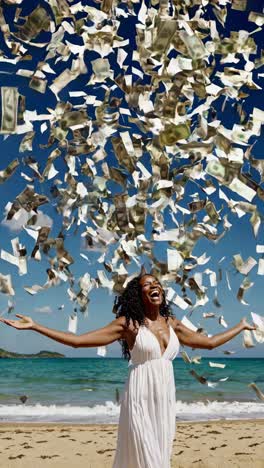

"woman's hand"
[0,314,35,330]
[240,317,256,331]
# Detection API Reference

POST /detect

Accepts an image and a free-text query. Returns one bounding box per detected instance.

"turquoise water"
[0,358,263,423]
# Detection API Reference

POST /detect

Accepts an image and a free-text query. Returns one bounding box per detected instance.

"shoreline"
[0,417,263,426]
[0,419,263,467]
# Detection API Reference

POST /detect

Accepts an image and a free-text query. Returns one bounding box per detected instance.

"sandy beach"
[0,419,263,468]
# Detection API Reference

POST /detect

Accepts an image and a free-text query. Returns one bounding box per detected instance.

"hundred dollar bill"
[159,123,190,146]
[248,383,264,401]
[251,312,264,343]
[219,315,228,328]
[237,277,254,305]
[113,193,130,233]
[243,330,255,348]
[101,0,113,14]
[50,69,80,96]
[1,87,18,134]
[190,370,219,388]
[229,177,256,202]
[3,0,23,3]
[249,11,264,26]
[49,0,72,25]
[205,160,225,183]
[231,0,247,11]
[97,346,106,357]
[0,273,15,295]
[29,77,47,94]
[129,203,146,235]
[167,248,183,271]
[15,6,50,41]
[0,159,19,183]
[68,313,78,334]
[206,201,220,224]
[209,362,226,368]
[19,131,35,152]
[112,136,135,173]
[188,200,206,213]
[91,58,111,82]
[152,20,178,56]
[181,351,201,364]
[233,254,257,275]
[179,30,207,60]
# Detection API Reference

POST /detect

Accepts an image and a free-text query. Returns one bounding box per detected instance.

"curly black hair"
[113,275,174,360]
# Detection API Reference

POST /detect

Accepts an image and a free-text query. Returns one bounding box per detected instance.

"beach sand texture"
[0,419,263,468]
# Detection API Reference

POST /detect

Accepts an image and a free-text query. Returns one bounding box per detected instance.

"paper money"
[68,314,78,334]
[233,254,257,275]
[257,259,264,275]
[101,0,113,14]
[29,77,47,94]
[203,313,216,318]
[206,201,220,224]
[179,30,207,60]
[231,0,247,11]
[243,330,255,348]
[219,315,228,328]
[1,248,27,276]
[97,346,107,357]
[112,136,135,173]
[0,273,15,296]
[19,131,35,152]
[248,383,264,401]
[189,370,220,388]
[251,312,264,343]
[248,12,264,26]
[1,87,18,134]
[188,200,206,213]
[167,249,183,272]
[91,58,111,82]
[50,69,80,96]
[15,6,50,41]
[0,159,19,183]
[113,193,130,233]
[209,362,226,368]
[49,0,72,24]
[181,351,201,364]
[229,177,256,202]
[205,160,225,183]
[159,123,190,146]
[152,20,178,56]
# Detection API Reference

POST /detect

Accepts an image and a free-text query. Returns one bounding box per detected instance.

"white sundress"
[113,324,180,468]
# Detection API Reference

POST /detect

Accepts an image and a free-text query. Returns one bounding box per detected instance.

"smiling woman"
[0,271,256,468]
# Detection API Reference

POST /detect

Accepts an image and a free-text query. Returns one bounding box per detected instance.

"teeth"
[150,291,159,297]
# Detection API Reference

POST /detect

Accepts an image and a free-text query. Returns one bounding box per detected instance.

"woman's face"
[139,275,163,308]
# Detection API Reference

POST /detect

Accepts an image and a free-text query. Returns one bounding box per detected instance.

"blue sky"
[0,0,263,358]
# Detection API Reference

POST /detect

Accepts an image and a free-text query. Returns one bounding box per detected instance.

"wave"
[0,400,263,424]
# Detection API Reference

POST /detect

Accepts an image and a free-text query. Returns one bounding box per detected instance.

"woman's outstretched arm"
[0,314,127,348]
[172,317,256,350]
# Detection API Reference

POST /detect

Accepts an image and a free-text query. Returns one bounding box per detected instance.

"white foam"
[0,400,263,423]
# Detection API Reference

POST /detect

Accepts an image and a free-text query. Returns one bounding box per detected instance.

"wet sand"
[0,419,263,468]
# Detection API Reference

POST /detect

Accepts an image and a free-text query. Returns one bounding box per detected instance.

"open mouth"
[150,290,160,299]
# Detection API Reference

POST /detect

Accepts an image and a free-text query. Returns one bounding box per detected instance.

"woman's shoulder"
[168,315,181,329]
[114,316,140,331]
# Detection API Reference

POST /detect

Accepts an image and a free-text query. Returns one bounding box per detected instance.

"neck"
[144,305,160,321]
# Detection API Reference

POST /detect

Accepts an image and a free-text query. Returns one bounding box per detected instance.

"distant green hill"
[0,348,65,358]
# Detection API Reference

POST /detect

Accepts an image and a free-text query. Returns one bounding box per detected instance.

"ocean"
[0,357,263,424]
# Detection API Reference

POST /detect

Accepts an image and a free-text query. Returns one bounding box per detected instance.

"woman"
[0,273,256,468]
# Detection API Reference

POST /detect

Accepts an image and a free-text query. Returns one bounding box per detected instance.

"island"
[0,348,65,358]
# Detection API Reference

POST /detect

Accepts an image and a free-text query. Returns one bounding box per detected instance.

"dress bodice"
[129,325,180,365]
